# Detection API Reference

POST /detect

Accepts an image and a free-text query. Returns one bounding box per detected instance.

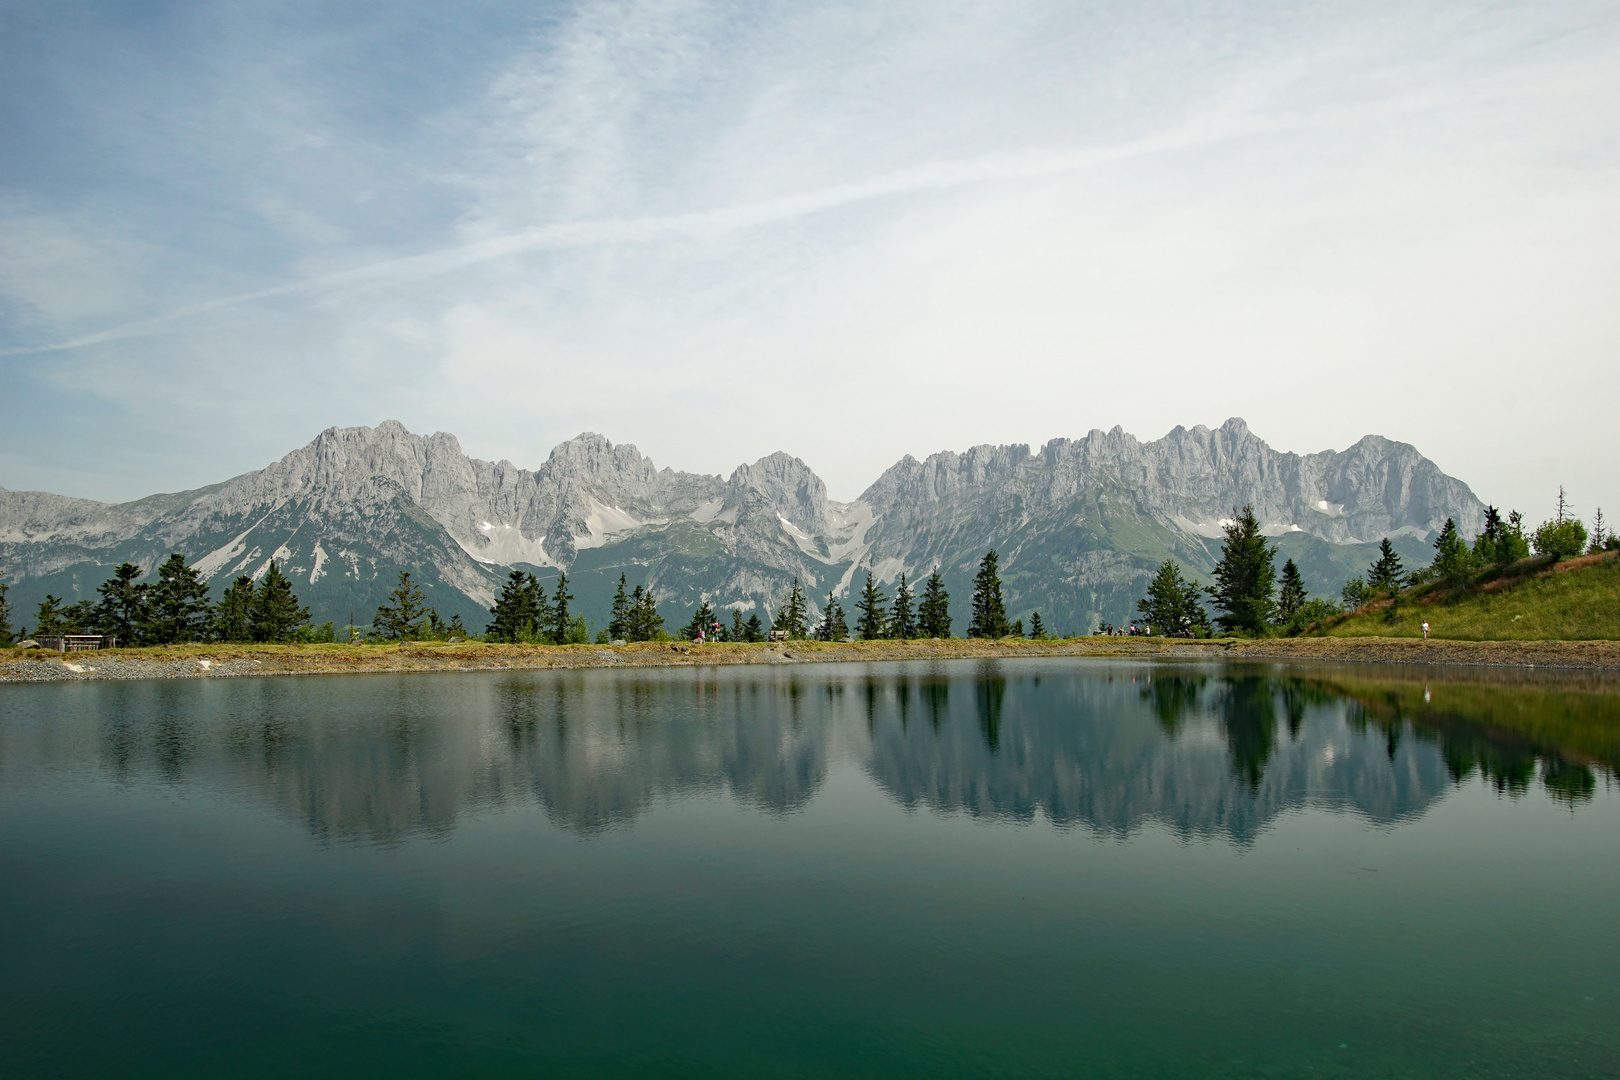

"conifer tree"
[0,575,12,646]
[1430,518,1471,579]
[35,595,66,638]
[918,571,952,638]
[628,585,664,641]
[146,553,213,644]
[608,574,632,640]
[1366,538,1405,594]
[1501,510,1530,562]
[815,591,848,641]
[373,570,428,640]
[1207,506,1277,634]
[1028,610,1045,639]
[63,600,97,634]
[1137,560,1206,635]
[744,612,764,642]
[1276,558,1306,622]
[550,572,574,643]
[251,562,309,643]
[1472,505,1504,564]
[731,609,746,641]
[855,573,888,640]
[487,569,537,641]
[888,573,915,639]
[968,551,1009,638]
[212,575,256,642]
[773,577,809,639]
[1010,617,1024,638]
[683,600,716,640]
[95,562,149,646]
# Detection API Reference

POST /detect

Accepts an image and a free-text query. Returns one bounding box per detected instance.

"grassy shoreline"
[6,633,1620,683]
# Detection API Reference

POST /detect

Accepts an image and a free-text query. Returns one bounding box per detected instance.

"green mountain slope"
[1313,551,1620,641]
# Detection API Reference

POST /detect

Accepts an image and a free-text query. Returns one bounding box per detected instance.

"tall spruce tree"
[0,575,12,646]
[1431,518,1471,579]
[773,577,809,639]
[1276,559,1306,622]
[213,575,256,642]
[487,569,536,641]
[1028,610,1045,639]
[550,572,574,643]
[968,551,1010,638]
[628,585,664,641]
[1366,538,1405,594]
[855,573,888,639]
[918,571,952,638]
[815,591,848,642]
[744,612,764,642]
[373,570,428,640]
[146,553,213,644]
[1207,506,1277,635]
[250,562,309,643]
[889,573,915,639]
[608,574,632,640]
[730,609,746,641]
[95,562,148,646]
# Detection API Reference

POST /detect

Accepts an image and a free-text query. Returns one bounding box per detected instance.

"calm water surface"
[2,659,1617,1078]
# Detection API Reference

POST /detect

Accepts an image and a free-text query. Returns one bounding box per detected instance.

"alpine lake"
[2,657,1617,1078]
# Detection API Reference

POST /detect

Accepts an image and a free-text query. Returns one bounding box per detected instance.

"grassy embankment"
[1310,549,1620,641]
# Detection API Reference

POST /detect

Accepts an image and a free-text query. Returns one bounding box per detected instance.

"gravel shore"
[4,635,1619,684]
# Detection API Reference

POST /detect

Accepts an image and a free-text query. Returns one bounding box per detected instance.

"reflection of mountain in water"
[1,662,1610,845]
[865,667,1457,844]
[2,671,829,843]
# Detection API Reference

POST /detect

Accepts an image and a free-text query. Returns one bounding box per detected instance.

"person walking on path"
[1421,620,1430,640]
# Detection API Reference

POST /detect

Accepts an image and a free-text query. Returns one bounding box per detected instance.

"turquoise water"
[1,659,1616,1078]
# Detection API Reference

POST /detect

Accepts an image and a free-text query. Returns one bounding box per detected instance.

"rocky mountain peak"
[729,452,829,530]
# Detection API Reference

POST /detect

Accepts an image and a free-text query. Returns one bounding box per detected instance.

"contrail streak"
[2,115,1263,358]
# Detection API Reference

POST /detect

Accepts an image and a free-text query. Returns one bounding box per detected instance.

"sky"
[2,0,1617,527]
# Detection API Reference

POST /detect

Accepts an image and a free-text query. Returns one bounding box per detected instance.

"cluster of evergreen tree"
[773,578,811,639]
[486,569,592,644]
[1145,490,1612,640]
[606,574,667,641]
[1339,489,1614,610]
[370,570,467,641]
[1140,506,1331,637]
[18,556,316,645]
[794,570,956,641]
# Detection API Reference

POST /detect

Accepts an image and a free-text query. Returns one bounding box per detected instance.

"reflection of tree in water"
[8,664,1612,845]
[976,666,1006,752]
[1217,676,1279,789]
[865,666,1459,843]
[1329,676,1611,807]
[924,679,949,731]
[1140,674,1206,735]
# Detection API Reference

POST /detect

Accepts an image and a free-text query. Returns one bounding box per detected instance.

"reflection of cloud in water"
[0,661,1608,845]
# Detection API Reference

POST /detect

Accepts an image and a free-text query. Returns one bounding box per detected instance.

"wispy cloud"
[3,103,1281,358]
[2,1,1618,521]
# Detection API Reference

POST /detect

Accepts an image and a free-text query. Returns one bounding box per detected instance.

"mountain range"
[0,418,1485,636]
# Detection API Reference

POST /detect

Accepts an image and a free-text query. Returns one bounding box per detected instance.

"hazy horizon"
[3,1,1617,524]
